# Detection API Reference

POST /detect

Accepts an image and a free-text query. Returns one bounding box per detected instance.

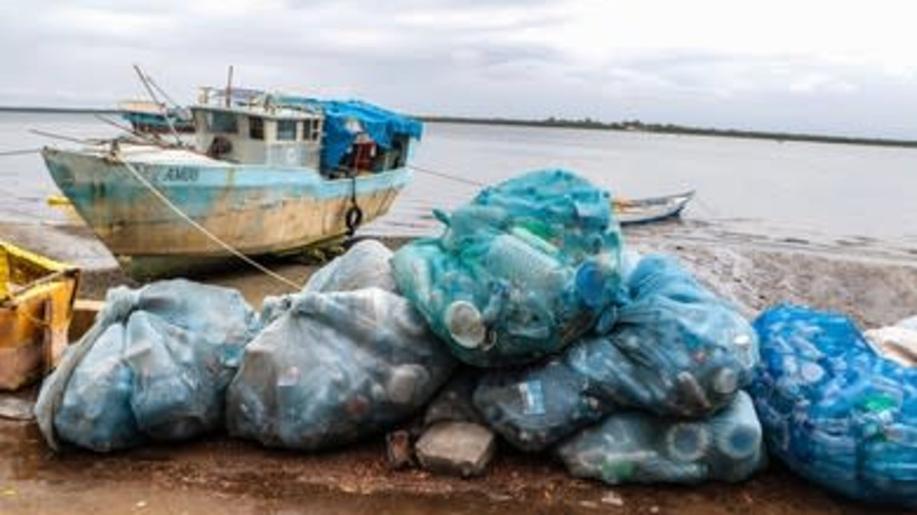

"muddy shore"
[2,219,915,514]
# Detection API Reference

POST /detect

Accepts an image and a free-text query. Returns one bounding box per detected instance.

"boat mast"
[132,64,182,146]
[225,65,234,108]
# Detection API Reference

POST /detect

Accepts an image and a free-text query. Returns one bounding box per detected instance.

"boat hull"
[42,148,410,264]
[615,191,694,225]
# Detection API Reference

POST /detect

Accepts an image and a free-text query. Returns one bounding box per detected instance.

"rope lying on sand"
[115,154,302,291]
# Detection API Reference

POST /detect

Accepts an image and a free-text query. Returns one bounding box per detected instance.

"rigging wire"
[0,148,41,157]
[407,163,485,188]
[145,75,183,110]
[132,64,183,146]
[28,129,96,145]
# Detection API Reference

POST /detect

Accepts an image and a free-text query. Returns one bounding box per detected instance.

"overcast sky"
[3,0,917,138]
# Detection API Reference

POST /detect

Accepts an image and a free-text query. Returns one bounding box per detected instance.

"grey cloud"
[0,1,916,138]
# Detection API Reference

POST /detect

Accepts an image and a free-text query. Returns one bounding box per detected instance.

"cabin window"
[210,111,238,134]
[304,119,321,141]
[249,116,264,140]
[277,119,297,141]
[301,121,310,141]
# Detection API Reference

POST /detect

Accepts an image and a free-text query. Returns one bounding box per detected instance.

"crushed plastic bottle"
[751,304,917,507]
[34,280,259,452]
[392,169,626,367]
[474,254,759,451]
[557,391,765,485]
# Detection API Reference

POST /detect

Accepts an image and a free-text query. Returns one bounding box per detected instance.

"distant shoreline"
[2,105,915,149]
[0,106,120,115]
[419,115,917,149]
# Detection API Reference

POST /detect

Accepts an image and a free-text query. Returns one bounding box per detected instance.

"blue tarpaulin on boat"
[279,97,423,170]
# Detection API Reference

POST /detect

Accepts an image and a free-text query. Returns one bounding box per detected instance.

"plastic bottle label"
[519,380,546,416]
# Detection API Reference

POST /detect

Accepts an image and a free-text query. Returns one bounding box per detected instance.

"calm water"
[3,112,917,249]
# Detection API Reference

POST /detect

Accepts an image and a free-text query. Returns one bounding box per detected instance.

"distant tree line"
[418,115,917,149]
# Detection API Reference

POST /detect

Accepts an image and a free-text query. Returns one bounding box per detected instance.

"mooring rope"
[115,154,301,291]
[407,164,485,187]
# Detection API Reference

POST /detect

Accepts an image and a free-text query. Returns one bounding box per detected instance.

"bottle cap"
[445,300,486,349]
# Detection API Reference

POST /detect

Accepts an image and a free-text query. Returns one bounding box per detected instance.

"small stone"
[415,421,495,477]
[135,500,147,509]
[0,396,34,421]
[650,506,660,514]
[601,491,624,507]
[385,430,414,470]
[579,500,599,509]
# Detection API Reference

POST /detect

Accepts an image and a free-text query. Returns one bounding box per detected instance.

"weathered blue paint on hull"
[42,147,411,261]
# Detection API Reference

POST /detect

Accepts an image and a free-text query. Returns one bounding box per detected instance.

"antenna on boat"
[225,65,234,108]
[132,64,183,147]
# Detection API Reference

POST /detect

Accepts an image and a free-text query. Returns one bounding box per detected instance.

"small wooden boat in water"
[43,88,422,278]
[0,241,79,390]
[614,190,694,225]
[118,99,194,134]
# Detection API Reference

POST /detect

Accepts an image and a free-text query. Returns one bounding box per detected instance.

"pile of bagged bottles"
[32,169,917,507]
[394,169,765,483]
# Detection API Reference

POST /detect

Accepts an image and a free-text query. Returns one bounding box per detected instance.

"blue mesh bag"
[751,304,917,507]
[474,254,759,451]
[391,169,626,367]
[557,391,765,485]
[34,280,259,452]
[227,288,455,450]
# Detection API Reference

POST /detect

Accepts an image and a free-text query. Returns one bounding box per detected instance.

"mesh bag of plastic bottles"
[34,280,259,452]
[751,304,917,507]
[391,169,626,368]
[226,287,456,450]
[260,239,396,324]
[557,391,765,485]
[474,254,759,451]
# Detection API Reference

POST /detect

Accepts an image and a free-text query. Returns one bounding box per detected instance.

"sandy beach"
[2,219,914,514]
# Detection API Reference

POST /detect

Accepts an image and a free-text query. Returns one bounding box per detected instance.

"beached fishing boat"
[43,88,422,277]
[118,99,194,134]
[614,190,694,224]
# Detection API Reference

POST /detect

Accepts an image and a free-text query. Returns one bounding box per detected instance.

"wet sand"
[2,220,916,514]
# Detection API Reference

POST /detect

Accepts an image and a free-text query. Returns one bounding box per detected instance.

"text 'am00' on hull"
[41,87,423,278]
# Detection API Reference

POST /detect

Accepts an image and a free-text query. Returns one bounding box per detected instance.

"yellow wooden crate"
[0,240,79,390]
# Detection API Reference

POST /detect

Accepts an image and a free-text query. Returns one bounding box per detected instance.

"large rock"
[415,421,495,477]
